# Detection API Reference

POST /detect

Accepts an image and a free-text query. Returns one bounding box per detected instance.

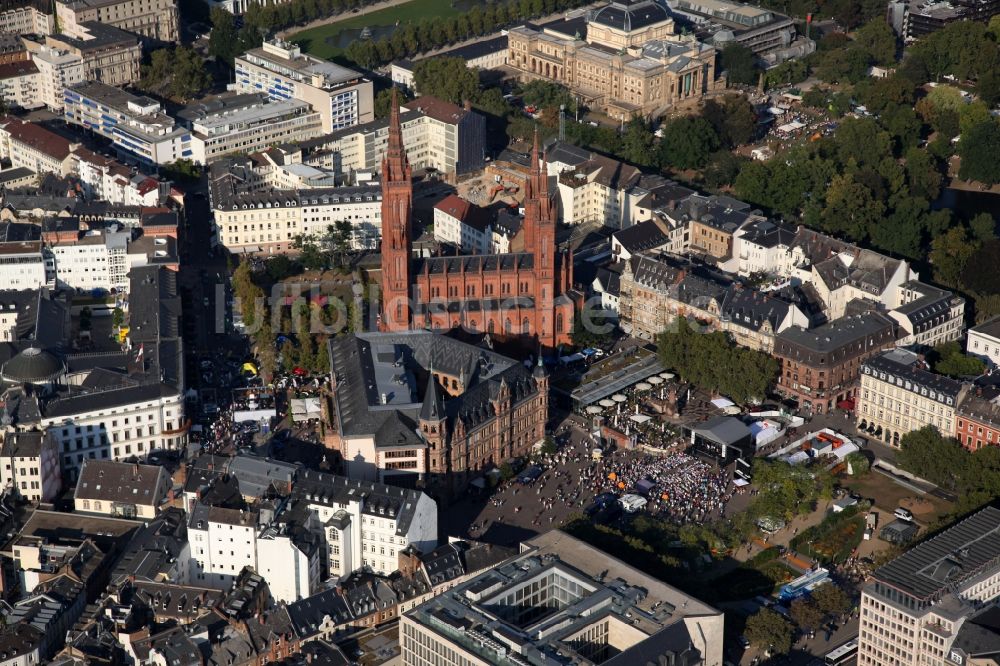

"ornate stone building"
[507,0,723,118]
[379,90,576,349]
[326,330,549,502]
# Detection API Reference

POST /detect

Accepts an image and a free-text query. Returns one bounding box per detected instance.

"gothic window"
[522,317,530,334]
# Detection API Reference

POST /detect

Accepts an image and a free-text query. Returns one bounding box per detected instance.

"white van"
[895,507,914,522]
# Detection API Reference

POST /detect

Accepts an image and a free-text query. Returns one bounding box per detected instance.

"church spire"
[419,369,444,422]
[384,87,409,182]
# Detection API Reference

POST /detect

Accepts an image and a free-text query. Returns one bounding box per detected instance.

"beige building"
[45,21,142,87]
[0,118,79,177]
[56,0,179,43]
[508,0,722,118]
[857,348,966,448]
[234,39,373,133]
[0,431,61,503]
[401,530,725,666]
[0,4,55,35]
[29,44,84,111]
[859,506,1000,666]
[0,60,41,110]
[73,459,171,519]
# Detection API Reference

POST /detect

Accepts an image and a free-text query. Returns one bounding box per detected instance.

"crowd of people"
[593,451,733,524]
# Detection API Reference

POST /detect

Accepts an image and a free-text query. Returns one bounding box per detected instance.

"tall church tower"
[525,130,558,348]
[379,88,412,332]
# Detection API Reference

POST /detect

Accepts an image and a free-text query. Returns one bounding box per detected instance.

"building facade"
[0,61,40,110]
[55,0,179,43]
[0,4,54,35]
[0,118,78,176]
[967,317,1000,367]
[774,312,898,415]
[507,0,722,118]
[234,39,373,133]
[0,431,61,503]
[955,388,1000,451]
[28,45,84,111]
[73,459,171,518]
[856,348,965,448]
[44,21,142,87]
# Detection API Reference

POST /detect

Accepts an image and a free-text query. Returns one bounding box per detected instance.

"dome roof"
[2,347,65,384]
[591,0,671,32]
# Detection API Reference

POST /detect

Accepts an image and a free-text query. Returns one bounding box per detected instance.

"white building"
[968,317,1000,367]
[0,232,53,292]
[0,430,61,503]
[73,148,164,207]
[181,96,323,164]
[29,45,84,111]
[187,504,258,590]
[432,194,492,253]
[234,39,373,133]
[0,61,40,111]
[73,459,171,518]
[293,470,437,580]
[0,118,78,177]
[51,229,130,293]
[63,81,192,167]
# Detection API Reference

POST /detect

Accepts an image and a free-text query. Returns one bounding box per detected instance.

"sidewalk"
[276,0,416,38]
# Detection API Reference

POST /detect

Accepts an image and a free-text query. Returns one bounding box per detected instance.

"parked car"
[895,507,914,522]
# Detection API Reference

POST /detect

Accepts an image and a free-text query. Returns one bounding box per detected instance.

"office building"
[55,0,179,43]
[400,529,725,666]
[301,94,485,179]
[178,94,323,164]
[43,21,141,87]
[859,506,1000,666]
[63,81,192,166]
[856,348,966,447]
[508,0,722,118]
[234,39,373,133]
[900,0,1000,40]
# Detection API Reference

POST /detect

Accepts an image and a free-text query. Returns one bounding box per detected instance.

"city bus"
[825,638,858,665]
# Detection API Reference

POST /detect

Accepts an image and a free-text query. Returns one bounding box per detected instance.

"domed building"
[508,0,723,118]
[1,347,65,386]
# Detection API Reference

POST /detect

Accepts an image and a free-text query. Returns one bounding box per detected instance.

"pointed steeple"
[388,87,404,157]
[530,128,540,177]
[419,370,444,422]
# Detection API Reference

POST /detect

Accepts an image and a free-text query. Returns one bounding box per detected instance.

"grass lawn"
[290,0,462,60]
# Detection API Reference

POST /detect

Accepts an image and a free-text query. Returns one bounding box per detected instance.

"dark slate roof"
[894,281,960,333]
[2,430,45,457]
[691,415,751,445]
[412,252,534,275]
[418,373,443,422]
[952,605,1000,657]
[424,34,508,62]
[613,220,668,254]
[591,0,672,31]
[775,312,897,360]
[738,218,797,249]
[594,267,621,297]
[873,506,1000,600]
[720,285,791,332]
[75,460,166,504]
[628,253,683,291]
[862,349,964,404]
[287,588,354,638]
[293,469,425,535]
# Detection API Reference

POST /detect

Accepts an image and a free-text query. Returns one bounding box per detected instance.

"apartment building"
[967,317,1000,367]
[300,95,485,179]
[55,0,179,43]
[73,459,171,518]
[0,117,78,176]
[0,3,55,35]
[210,157,383,252]
[401,530,724,666]
[50,229,130,293]
[889,281,965,347]
[955,387,1000,451]
[178,95,323,164]
[774,311,898,415]
[234,39,373,133]
[856,348,965,447]
[0,231,53,293]
[0,60,41,110]
[0,430,61,503]
[63,81,192,166]
[432,194,493,253]
[73,147,165,206]
[859,506,1000,666]
[44,21,142,87]
[292,470,438,579]
[29,45,84,111]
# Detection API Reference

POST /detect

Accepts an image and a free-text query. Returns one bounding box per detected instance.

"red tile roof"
[1,118,74,161]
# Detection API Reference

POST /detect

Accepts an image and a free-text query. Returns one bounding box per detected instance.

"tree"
[814,45,871,84]
[79,307,92,332]
[413,57,480,105]
[970,213,997,243]
[811,583,852,617]
[789,598,824,632]
[702,94,756,148]
[657,117,719,170]
[897,426,969,490]
[744,608,793,655]
[719,43,758,86]
[822,173,885,242]
[111,307,124,328]
[540,436,557,456]
[854,18,897,65]
[374,87,413,119]
[209,7,240,64]
[963,239,1000,295]
[959,120,1000,186]
[930,225,978,287]
[932,340,985,377]
[846,452,871,475]
[619,117,655,167]
[702,151,745,190]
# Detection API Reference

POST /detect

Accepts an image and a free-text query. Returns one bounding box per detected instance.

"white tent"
[630,414,652,424]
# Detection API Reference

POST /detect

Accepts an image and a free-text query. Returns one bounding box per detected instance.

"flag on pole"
[135,343,144,365]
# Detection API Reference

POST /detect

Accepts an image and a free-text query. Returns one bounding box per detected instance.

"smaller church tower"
[379,88,413,331]
[418,370,446,475]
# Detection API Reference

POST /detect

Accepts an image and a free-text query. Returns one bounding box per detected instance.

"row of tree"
[138,46,211,101]
[657,317,779,405]
[745,583,852,655]
[343,0,590,69]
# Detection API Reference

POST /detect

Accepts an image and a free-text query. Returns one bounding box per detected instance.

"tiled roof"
[0,118,74,160]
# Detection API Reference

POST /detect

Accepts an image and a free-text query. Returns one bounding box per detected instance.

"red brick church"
[379,91,576,349]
